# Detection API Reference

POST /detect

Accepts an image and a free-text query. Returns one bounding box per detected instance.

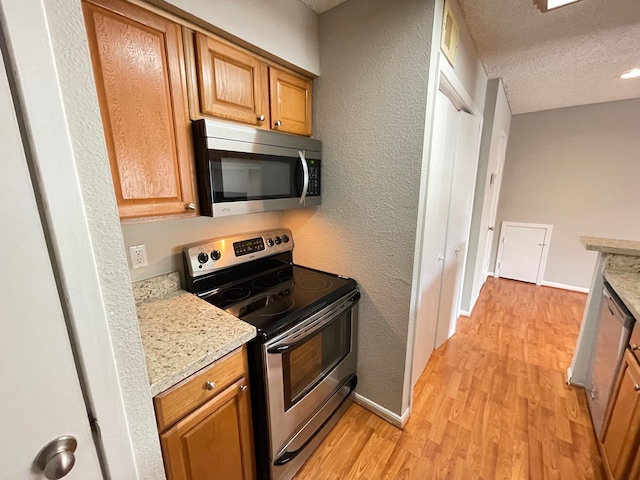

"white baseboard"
[541,280,589,293]
[459,310,471,317]
[353,393,410,428]
[487,271,495,277]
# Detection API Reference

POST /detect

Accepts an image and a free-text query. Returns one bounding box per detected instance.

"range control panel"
[183,229,294,277]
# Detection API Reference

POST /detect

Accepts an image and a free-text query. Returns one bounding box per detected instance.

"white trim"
[0,0,140,476]
[566,367,573,385]
[541,281,589,294]
[494,221,553,285]
[438,53,483,117]
[353,393,410,428]
[459,310,471,317]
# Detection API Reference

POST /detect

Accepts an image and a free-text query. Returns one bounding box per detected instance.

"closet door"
[411,91,458,384]
[435,110,482,348]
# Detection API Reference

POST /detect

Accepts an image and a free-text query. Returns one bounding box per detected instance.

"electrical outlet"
[129,244,148,269]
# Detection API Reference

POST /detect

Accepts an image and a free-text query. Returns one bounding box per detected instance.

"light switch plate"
[129,244,148,269]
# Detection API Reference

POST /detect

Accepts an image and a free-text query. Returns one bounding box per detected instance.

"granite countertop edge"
[148,327,256,397]
[603,269,640,322]
[133,272,257,398]
[581,236,640,257]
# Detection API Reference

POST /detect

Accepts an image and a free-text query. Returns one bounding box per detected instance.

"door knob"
[437,255,444,262]
[35,436,77,479]
[454,247,461,254]
[488,226,494,231]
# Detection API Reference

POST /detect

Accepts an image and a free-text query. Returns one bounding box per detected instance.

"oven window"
[282,311,351,410]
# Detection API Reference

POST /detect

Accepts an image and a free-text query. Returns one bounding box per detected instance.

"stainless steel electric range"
[183,229,359,480]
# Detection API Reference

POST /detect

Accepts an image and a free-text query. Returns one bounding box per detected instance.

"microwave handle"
[298,150,309,204]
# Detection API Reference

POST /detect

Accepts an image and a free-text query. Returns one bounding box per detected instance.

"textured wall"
[461,79,511,312]
[492,99,640,288]
[283,0,434,415]
[42,0,165,477]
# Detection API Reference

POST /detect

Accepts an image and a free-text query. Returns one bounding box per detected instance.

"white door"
[435,110,482,349]
[0,51,103,479]
[482,130,508,278]
[411,91,458,385]
[496,223,553,284]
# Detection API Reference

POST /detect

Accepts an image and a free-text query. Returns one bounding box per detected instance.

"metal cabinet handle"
[257,114,265,122]
[240,384,247,392]
[204,381,216,390]
[186,203,196,210]
[635,384,640,392]
[632,344,640,351]
[35,436,77,479]
[275,120,282,127]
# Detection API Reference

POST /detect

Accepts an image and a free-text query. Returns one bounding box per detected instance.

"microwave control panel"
[307,164,320,196]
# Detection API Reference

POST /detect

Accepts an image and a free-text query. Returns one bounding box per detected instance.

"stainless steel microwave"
[192,119,321,217]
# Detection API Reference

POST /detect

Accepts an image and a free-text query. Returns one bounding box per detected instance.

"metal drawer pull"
[204,381,216,390]
[635,384,640,392]
[240,385,247,392]
[632,344,640,351]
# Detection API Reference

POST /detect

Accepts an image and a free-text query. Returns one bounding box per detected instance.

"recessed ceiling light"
[533,0,581,12]
[621,68,640,80]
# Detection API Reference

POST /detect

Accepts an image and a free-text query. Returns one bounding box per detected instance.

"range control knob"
[266,238,274,247]
[282,234,290,243]
[274,236,282,245]
[211,250,221,261]
[197,252,209,264]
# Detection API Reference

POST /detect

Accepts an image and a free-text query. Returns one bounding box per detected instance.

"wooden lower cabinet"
[156,347,255,480]
[600,349,640,480]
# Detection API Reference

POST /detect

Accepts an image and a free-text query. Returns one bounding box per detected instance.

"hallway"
[295,278,603,479]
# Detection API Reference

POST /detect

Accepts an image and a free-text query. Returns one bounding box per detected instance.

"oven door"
[263,291,359,459]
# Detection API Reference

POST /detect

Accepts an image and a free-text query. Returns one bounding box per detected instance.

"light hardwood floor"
[295,277,604,479]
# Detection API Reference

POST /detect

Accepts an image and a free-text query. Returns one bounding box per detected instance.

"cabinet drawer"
[154,346,247,432]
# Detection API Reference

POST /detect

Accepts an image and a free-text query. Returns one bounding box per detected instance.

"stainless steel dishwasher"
[586,282,635,438]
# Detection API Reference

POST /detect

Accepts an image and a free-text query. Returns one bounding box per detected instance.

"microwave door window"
[218,156,295,201]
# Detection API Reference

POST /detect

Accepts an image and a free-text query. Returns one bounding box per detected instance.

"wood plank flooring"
[294,278,604,479]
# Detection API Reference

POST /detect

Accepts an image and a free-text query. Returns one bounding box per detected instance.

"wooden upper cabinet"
[192,32,270,128]
[82,0,197,220]
[600,349,640,480]
[269,67,313,136]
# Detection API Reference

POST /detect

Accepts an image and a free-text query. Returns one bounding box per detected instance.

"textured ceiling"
[458,0,640,113]
[299,0,348,14]
[300,0,640,113]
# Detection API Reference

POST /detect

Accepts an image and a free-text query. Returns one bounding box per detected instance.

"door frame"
[494,221,553,285]
[0,0,157,476]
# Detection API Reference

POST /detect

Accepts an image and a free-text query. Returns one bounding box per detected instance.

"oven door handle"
[267,292,360,354]
[298,150,309,205]
[273,374,358,466]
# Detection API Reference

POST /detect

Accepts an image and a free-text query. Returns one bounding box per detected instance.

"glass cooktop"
[199,263,357,339]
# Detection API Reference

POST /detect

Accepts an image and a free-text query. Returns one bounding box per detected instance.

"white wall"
[153,0,320,75]
[460,78,511,312]
[283,0,436,416]
[492,99,640,289]
[122,213,282,282]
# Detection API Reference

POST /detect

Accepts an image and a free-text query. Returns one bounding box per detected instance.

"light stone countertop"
[581,236,640,256]
[133,272,256,396]
[603,270,640,322]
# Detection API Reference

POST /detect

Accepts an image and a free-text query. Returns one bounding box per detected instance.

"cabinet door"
[194,33,269,128]
[601,350,640,480]
[161,378,255,480]
[83,0,197,220]
[269,67,312,136]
